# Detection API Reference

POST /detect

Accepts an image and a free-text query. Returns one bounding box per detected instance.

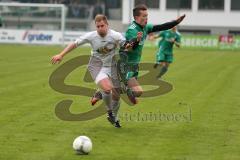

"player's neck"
[98,29,109,38]
[134,21,144,28]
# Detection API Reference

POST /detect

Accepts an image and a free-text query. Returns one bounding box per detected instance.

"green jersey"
[125,21,153,64]
[158,30,181,55]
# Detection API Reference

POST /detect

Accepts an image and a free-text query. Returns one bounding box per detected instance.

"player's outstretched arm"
[51,43,77,64]
[176,14,186,24]
[153,34,160,39]
[149,14,186,33]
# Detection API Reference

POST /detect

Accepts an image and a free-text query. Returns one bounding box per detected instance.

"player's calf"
[90,89,102,106]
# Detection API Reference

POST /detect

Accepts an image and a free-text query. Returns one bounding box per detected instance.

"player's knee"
[162,62,168,67]
[100,83,113,93]
[135,91,143,97]
[102,85,112,94]
[131,86,143,97]
[103,88,111,94]
[134,88,143,97]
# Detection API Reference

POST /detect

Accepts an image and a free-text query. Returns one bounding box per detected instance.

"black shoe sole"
[114,123,121,128]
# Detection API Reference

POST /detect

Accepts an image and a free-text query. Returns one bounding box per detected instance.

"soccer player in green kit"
[153,26,181,78]
[91,4,185,120]
[117,4,185,104]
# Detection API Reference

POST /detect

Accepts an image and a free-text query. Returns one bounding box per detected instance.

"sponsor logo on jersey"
[129,24,136,29]
[97,42,117,54]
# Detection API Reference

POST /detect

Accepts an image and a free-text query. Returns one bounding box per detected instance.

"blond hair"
[94,14,108,24]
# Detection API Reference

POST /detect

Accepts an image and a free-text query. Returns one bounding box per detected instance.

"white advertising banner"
[0,29,87,45]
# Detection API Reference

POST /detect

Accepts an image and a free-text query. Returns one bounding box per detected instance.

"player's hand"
[137,32,143,42]
[51,54,63,64]
[176,14,186,24]
[148,33,155,41]
[169,38,175,43]
[125,42,133,49]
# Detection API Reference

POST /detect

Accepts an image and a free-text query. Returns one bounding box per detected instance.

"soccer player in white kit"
[51,14,135,128]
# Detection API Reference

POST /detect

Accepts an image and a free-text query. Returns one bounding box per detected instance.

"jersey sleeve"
[175,33,181,43]
[159,31,165,37]
[74,32,92,46]
[146,23,154,34]
[125,28,138,41]
[114,31,126,46]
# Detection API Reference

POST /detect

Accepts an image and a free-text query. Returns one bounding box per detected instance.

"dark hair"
[94,14,108,24]
[133,4,147,17]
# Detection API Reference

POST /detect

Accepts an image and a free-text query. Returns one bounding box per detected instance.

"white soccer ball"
[73,136,92,154]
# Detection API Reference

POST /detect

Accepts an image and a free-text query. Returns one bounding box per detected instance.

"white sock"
[112,100,120,121]
[102,91,112,112]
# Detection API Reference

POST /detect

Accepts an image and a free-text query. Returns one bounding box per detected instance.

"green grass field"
[0,44,240,160]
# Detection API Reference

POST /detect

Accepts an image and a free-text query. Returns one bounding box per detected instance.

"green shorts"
[116,51,139,84]
[117,60,139,85]
[156,51,173,63]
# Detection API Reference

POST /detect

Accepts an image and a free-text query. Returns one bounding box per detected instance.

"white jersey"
[74,29,125,67]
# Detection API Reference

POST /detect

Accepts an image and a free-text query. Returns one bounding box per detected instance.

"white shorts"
[88,65,120,88]
[95,67,112,84]
[87,56,120,87]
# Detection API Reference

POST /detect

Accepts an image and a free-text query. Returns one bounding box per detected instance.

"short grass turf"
[0,44,240,160]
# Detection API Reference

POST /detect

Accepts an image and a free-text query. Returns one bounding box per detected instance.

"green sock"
[157,66,168,78]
